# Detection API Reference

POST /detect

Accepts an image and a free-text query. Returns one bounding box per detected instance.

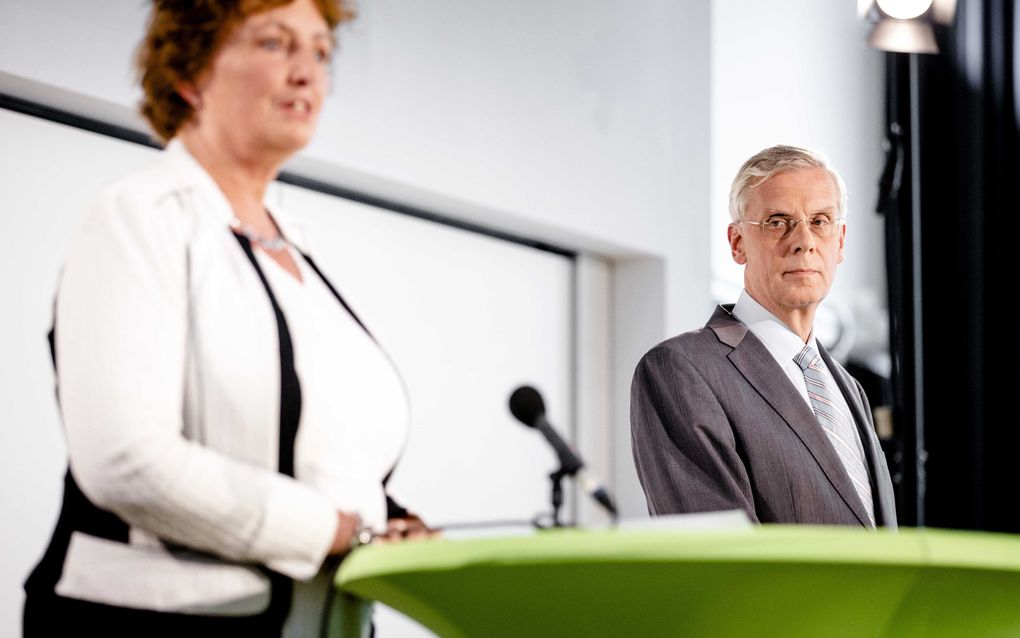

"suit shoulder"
[96,158,190,212]
[643,325,721,358]
[634,326,725,377]
[64,168,200,268]
[78,155,205,243]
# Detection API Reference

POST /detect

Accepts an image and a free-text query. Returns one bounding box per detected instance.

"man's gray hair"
[728,145,848,222]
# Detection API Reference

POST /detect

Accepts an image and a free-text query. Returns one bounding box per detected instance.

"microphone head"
[509,385,545,427]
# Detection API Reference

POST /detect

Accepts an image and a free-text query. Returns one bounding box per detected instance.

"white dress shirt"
[257,248,409,531]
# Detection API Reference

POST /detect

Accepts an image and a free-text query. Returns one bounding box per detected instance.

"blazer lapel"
[708,306,872,527]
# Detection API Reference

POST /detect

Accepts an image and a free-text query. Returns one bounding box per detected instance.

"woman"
[23,0,421,634]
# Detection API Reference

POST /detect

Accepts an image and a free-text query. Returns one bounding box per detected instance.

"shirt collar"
[732,290,819,362]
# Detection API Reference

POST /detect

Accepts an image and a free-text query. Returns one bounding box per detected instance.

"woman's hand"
[375,513,438,544]
[328,511,362,555]
[331,511,439,554]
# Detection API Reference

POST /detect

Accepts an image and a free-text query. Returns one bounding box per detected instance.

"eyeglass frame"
[737,213,846,240]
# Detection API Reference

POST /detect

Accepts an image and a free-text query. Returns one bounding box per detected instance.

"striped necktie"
[794,345,875,526]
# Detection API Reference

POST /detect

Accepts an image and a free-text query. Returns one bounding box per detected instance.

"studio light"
[868,18,939,53]
[859,0,955,54]
[876,0,933,20]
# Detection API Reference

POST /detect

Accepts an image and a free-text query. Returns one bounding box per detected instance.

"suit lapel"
[708,306,872,527]
[818,346,895,527]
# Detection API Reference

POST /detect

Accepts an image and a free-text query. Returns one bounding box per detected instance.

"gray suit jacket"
[631,305,897,528]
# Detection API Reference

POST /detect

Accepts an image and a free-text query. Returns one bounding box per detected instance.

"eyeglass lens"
[761,216,839,239]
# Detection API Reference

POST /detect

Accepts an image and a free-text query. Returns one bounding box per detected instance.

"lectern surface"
[336,525,1020,637]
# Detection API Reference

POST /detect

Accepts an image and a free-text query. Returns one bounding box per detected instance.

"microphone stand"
[547,466,569,528]
[510,386,619,528]
[535,453,582,528]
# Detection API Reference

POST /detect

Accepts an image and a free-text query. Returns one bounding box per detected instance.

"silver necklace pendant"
[231,218,288,251]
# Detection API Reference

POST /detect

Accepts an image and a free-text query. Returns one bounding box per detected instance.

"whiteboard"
[0,106,574,636]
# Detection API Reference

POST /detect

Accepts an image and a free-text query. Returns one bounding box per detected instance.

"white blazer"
[28,140,409,619]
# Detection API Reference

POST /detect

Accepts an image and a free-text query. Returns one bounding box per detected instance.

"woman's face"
[187,0,333,160]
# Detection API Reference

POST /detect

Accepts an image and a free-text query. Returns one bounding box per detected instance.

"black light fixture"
[858,0,956,54]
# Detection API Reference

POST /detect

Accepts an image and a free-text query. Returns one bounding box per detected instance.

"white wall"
[711,0,888,357]
[0,0,710,320]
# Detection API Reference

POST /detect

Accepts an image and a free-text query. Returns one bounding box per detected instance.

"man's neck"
[779,310,815,343]
[743,292,816,343]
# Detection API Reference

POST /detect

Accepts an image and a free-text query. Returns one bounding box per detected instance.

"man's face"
[727,167,846,321]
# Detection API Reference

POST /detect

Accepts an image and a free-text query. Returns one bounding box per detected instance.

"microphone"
[509,385,618,518]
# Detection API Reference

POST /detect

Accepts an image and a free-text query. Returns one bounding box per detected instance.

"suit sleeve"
[630,345,759,522]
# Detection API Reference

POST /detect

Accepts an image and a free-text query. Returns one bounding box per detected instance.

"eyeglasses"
[740,214,845,240]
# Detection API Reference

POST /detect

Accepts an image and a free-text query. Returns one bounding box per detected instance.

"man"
[631,145,896,528]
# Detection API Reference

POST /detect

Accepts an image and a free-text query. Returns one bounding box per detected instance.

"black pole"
[549,467,568,528]
[907,53,927,527]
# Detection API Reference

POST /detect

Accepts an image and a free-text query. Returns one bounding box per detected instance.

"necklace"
[231,217,288,251]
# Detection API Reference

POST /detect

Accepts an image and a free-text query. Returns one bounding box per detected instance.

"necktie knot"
[794,344,819,371]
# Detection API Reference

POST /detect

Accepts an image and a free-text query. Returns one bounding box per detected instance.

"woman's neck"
[177,128,283,233]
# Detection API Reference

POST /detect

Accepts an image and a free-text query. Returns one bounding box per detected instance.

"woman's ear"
[175,81,202,110]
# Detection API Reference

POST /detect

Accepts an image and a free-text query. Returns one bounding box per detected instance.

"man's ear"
[728,223,747,265]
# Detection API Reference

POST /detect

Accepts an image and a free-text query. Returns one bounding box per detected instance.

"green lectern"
[335,525,1020,637]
